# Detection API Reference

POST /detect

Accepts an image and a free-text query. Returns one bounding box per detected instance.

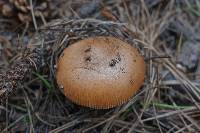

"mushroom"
[56,36,145,109]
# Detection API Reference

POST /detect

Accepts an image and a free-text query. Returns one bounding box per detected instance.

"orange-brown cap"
[56,36,145,109]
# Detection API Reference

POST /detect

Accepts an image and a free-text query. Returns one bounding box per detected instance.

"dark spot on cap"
[109,59,117,67]
[85,56,92,62]
[84,46,92,53]
[109,53,122,67]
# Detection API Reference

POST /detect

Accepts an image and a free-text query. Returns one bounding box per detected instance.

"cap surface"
[56,36,145,109]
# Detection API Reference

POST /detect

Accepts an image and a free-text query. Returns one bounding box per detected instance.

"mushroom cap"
[56,36,145,109]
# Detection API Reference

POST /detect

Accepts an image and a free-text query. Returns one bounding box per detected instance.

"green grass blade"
[33,72,53,91]
[188,7,200,17]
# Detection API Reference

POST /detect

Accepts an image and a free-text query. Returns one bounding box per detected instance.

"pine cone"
[0,0,49,22]
[0,48,42,103]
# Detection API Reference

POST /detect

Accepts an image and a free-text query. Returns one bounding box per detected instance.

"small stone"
[177,40,200,72]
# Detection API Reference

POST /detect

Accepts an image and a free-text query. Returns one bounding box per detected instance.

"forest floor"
[0,0,200,132]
